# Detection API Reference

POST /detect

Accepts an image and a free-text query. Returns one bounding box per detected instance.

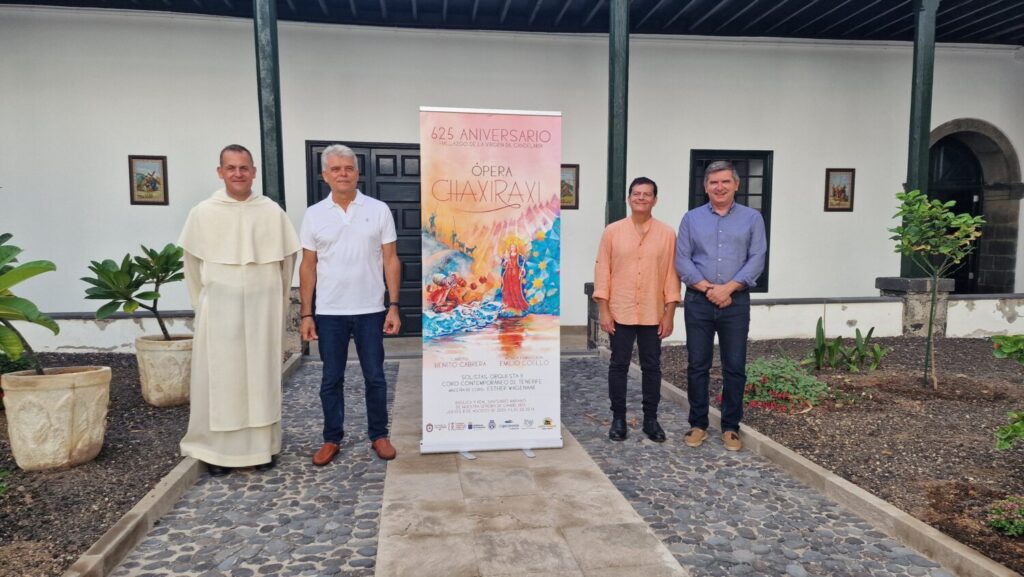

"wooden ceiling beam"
[687,0,734,33]
[791,0,856,34]
[636,0,668,30]
[738,0,791,33]
[713,0,761,33]
[554,0,573,26]
[582,0,605,27]
[528,0,543,25]
[763,0,821,34]
[662,0,698,30]
[843,0,908,36]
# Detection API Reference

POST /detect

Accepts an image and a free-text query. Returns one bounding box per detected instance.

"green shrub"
[995,411,1024,451]
[806,317,887,372]
[992,335,1024,365]
[745,357,829,413]
[986,496,1024,537]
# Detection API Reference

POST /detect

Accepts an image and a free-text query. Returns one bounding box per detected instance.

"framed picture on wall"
[560,164,579,210]
[824,168,854,212]
[129,155,169,206]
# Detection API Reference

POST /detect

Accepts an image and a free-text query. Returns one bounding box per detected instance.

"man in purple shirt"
[675,161,767,451]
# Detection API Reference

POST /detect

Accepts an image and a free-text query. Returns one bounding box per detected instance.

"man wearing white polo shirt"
[299,144,402,464]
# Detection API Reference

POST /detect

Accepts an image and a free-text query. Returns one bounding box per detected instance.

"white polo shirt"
[300,191,398,315]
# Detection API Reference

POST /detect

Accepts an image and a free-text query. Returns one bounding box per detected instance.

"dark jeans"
[608,323,662,420]
[316,311,389,443]
[684,290,750,432]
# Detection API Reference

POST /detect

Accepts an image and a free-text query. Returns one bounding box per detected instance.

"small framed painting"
[129,155,169,206]
[560,164,579,210]
[824,168,854,212]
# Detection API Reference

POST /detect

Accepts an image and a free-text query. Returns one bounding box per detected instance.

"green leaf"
[0,324,24,360]
[135,291,161,302]
[0,245,22,269]
[0,260,57,293]
[96,300,121,319]
[123,300,140,314]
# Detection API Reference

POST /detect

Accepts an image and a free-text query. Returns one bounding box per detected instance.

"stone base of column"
[876,277,954,337]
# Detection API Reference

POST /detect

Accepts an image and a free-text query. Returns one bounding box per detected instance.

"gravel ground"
[0,353,188,577]
[656,336,1024,574]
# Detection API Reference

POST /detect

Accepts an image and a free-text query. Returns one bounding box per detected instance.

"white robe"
[177,189,300,467]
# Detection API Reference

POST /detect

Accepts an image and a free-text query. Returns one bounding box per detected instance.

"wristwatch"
[388,302,401,309]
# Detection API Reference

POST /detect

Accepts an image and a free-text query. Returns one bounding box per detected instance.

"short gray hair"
[703,161,740,184]
[321,144,357,169]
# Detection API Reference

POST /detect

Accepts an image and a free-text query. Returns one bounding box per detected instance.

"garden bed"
[660,336,1024,574]
[0,353,188,577]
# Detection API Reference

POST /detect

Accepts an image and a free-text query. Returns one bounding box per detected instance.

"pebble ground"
[110,356,959,577]
[562,356,956,577]
[110,361,397,577]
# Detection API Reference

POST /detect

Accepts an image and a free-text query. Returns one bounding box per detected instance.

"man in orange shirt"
[593,177,682,442]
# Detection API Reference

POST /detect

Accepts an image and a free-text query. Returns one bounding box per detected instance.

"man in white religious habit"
[178,144,301,476]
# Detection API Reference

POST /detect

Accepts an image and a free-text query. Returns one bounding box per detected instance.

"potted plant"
[82,244,190,407]
[0,233,111,471]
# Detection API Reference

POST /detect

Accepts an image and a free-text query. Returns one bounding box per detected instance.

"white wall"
[3,6,1023,328]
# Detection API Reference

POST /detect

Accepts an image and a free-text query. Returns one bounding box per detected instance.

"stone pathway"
[108,355,961,577]
[561,357,955,577]
[110,361,397,577]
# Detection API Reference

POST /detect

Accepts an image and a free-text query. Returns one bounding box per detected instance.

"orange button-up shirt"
[593,217,682,326]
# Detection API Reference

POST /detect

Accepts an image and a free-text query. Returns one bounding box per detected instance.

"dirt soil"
[660,336,1024,574]
[0,353,188,577]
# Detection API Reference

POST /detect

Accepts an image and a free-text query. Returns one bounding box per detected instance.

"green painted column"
[906,0,940,196]
[901,0,941,276]
[606,0,629,225]
[254,0,286,209]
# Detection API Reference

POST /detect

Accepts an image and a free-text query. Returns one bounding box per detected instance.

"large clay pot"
[1,366,111,471]
[135,335,192,407]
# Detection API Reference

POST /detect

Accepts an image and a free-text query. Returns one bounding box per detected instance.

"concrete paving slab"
[459,468,541,498]
[382,471,464,502]
[385,451,459,475]
[583,563,689,577]
[378,499,473,538]
[454,444,591,470]
[563,522,681,570]
[465,490,639,532]
[473,528,580,576]
[530,465,618,495]
[375,534,480,577]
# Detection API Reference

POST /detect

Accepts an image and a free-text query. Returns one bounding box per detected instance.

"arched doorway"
[929,119,1023,294]
[929,136,983,293]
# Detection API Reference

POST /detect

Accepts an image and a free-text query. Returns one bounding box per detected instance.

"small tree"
[889,190,985,388]
[82,244,185,340]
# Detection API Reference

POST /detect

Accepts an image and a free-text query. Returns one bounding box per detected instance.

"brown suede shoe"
[371,437,397,460]
[722,430,743,452]
[312,442,340,466]
[683,427,707,448]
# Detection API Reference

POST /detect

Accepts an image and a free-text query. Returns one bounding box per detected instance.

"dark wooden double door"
[306,141,422,336]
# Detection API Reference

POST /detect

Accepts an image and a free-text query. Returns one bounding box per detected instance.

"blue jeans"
[608,323,661,419]
[684,290,750,432]
[316,312,389,443]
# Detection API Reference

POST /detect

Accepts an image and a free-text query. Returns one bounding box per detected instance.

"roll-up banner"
[419,107,563,454]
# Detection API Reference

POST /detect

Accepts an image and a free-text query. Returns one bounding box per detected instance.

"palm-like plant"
[0,234,59,375]
[81,244,185,340]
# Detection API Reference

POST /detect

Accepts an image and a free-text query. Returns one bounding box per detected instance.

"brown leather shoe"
[683,427,707,448]
[312,442,339,466]
[371,437,397,460]
[722,430,743,452]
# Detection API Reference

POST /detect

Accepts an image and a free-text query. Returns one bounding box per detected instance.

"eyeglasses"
[629,192,655,199]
